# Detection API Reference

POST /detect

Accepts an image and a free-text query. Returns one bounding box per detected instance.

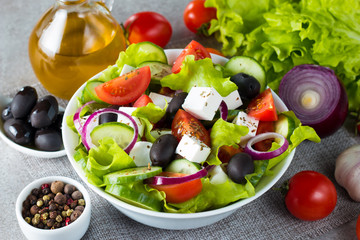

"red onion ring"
[219,100,228,121]
[244,132,289,160]
[73,101,96,134]
[81,108,139,153]
[144,168,208,185]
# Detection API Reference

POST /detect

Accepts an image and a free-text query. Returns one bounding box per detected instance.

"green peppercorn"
[41,212,49,220]
[61,211,67,218]
[43,195,51,202]
[78,199,85,206]
[25,217,31,224]
[36,199,44,207]
[32,214,41,225]
[66,209,74,217]
[55,215,62,223]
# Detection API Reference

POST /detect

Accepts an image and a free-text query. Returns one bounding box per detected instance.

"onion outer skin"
[279,64,348,138]
[335,145,360,202]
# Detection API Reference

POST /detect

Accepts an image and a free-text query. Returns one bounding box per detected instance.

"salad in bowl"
[63,40,320,229]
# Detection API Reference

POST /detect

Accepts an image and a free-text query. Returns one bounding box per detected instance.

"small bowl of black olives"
[0,86,66,158]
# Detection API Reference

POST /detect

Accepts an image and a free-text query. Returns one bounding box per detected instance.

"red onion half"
[73,101,96,134]
[144,168,208,185]
[279,64,348,138]
[245,132,289,160]
[81,108,139,153]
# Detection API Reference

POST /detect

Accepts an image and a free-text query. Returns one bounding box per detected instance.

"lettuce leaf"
[160,55,237,97]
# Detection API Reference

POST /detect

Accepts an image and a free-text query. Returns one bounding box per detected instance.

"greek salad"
[66,40,320,213]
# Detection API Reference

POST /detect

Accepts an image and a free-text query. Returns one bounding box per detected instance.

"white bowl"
[0,94,66,158]
[15,176,91,240]
[62,49,295,230]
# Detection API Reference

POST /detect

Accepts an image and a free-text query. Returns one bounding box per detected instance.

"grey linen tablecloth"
[1,0,360,239]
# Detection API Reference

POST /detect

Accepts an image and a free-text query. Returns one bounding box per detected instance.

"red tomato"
[172,40,211,73]
[217,145,243,163]
[149,172,203,203]
[124,12,172,48]
[171,109,211,147]
[253,121,275,151]
[205,47,224,57]
[133,94,153,108]
[183,0,217,33]
[95,66,151,105]
[357,214,360,239]
[247,88,278,121]
[285,171,337,221]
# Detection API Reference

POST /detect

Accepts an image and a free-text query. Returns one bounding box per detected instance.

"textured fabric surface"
[1,1,360,239]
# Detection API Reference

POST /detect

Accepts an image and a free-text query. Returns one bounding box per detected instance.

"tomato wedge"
[133,94,153,107]
[172,40,211,73]
[253,121,275,151]
[172,109,211,147]
[149,172,203,203]
[217,145,243,163]
[95,66,151,105]
[247,88,278,121]
[205,47,224,57]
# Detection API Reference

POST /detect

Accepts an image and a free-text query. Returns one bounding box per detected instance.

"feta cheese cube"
[129,141,153,167]
[175,134,211,163]
[232,111,259,146]
[149,92,172,109]
[208,165,228,185]
[117,107,145,137]
[120,64,135,76]
[223,90,242,110]
[182,87,223,121]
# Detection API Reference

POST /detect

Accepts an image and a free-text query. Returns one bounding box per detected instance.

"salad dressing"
[28,0,126,100]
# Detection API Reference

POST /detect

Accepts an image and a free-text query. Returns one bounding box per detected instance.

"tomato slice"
[149,172,203,203]
[133,94,153,107]
[95,66,151,105]
[172,40,211,73]
[247,88,278,121]
[171,109,211,147]
[205,47,224,57]
[253,121,275,151]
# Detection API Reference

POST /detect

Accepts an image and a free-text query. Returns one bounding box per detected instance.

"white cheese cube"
[129,141,153,167]
[223,90,242,110]
[208,165,228,185]
[175,134,211,164]
[232,111,259,146]
[182,87,223,121]
[117,107,145,137]
[120,64,135,76]
[149,92,172,109]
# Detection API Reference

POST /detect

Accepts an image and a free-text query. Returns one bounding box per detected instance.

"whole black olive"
[227,153,255,184]
[166,92,188,122]
[230,73,260,102]
[3,118,35,145]
[30,95,59,129]
[1,105,13,121]
[150,134,178,167]
[10,86,38,119]
[53,112,64,131]
[34,128,63,151]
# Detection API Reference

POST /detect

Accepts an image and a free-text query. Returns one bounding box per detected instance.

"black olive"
[1,105,13,121]
[30,95,59,129]
[166,92,188,122]
[3,118,35,145]
[150,134,178,167]
[10,86,38,119]
[227,153,254,184]
[34,128,63,151]
[53,112,64,131]
[99,105,119,124]
[230,73,260,102]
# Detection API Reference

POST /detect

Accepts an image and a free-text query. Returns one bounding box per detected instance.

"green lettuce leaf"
[160,55,237,97]
[132,102,167,124]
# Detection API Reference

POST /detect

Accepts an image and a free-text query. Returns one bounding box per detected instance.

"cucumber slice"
[90,122,134,148]
[103,166,162,185]
[224,56,266,92]
[135,42,167,65]
[275,114,296,140]
[81,79,105,104]
[138,61,172,84]
[105,184,162,211]
[150,129,172,140]
[165,159,201,175]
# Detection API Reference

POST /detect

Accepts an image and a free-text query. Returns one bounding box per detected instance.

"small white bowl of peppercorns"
[15,176,91,240]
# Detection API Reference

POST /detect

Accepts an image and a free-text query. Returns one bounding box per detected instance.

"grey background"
[1,0,360,239]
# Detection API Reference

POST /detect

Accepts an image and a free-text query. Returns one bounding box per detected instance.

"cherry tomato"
[217,145,243,163]
[247,88,278,121]
[149,172,203,203]
[172,40,211,73]
[205,47,224,57]
[285,171,337,221]
[183,0,217,33]
[357,214,360,239]
[95,66,151,105]
[253,121,275,151]
[171,109,211,147]
[133,94,153,108]
[124,11,172,48]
